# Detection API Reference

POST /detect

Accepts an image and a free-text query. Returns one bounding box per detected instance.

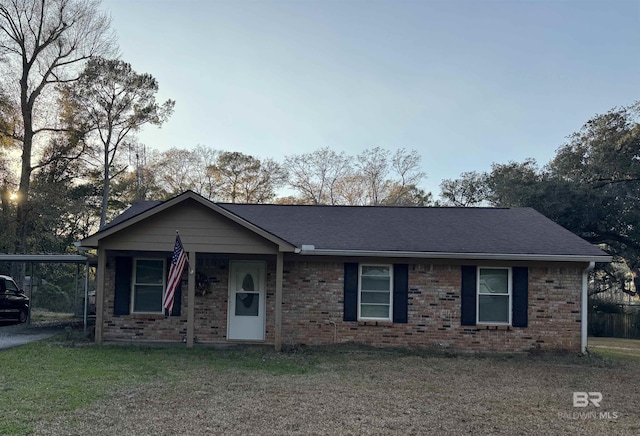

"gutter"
[582,261,596,354]
[296,246,611,263]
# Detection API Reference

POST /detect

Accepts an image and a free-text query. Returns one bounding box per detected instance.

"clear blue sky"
[103,0,639,197]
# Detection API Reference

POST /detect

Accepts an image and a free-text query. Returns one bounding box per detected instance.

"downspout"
[581,262,595,354]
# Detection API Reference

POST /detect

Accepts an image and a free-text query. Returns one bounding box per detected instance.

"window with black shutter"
[460,266,529,327]
[343,262,409,323]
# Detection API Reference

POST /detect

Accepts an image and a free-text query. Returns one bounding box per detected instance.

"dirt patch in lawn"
[34,347,639,435]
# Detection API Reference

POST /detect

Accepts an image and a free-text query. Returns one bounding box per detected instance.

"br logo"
[573,392,602,408]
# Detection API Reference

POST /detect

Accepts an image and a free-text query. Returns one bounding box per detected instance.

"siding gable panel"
[101,199,278,254]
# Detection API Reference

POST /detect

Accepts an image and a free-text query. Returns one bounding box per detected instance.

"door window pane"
[235,293,259,316]
[241,274,255,292]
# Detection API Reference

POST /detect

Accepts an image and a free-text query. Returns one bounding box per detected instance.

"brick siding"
[101,255,583,352]
[281,261,583,352]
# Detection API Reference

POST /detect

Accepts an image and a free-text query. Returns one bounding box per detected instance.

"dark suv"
[0,275,29,323]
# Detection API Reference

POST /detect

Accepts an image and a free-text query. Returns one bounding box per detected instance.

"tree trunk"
[100,150,110,229]
[14,77,34,254]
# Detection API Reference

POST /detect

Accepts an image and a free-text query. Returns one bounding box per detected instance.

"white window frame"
[476,266,512,325]
[358,264,393,321]
[131,258,166,314]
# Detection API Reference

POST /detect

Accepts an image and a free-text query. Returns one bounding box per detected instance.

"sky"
[103,0,639,197]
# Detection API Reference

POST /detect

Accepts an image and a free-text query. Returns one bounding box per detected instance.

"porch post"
[95,248,106,344]
[275,251,284,352]
[187,251,196,348]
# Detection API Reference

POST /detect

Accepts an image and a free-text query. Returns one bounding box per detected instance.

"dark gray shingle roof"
[103,200,162,230]
[219,203,607,257]
[101,194,608,258]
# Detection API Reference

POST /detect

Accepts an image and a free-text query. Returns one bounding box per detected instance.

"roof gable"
[81,191,295,252]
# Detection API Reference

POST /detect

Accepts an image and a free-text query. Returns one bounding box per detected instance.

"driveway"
[0,322,58,350]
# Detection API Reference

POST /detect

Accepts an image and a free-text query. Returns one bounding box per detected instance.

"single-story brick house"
[80,190,610,353]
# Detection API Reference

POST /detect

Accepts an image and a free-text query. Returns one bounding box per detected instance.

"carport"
[0,254,92,332]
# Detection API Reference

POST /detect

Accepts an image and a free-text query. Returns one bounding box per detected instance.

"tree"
[29,140,97,252]
[208,151,286,203]
[285,147,351,205]
[0,89,18,148]
[545,102,640,297]
[486,159,543,207]
[285,147,429,206]
[385,148,427,205]
[63,57,174,228]
[354,147,429,206]
[356,147,390,206]
[439,171,490,207]
[332,173,368,205]
[440,102,640,298]
[146,147,204,199]
[0,0,114,252]
[382,183,433,206]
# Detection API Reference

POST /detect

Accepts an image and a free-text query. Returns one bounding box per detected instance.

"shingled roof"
[220,203,608,259]
[93,191,609,262]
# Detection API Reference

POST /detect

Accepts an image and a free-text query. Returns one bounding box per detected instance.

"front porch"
[96,251,285,350]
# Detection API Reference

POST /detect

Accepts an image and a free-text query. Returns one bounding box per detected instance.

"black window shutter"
[343,263,358,321]
[114,257,132,315]
[393,264,409,323]
[460,265,477,326]
[512,267,528,327]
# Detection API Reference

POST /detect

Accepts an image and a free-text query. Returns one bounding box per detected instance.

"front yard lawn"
[1,335,638,435]
[589,337,640,360]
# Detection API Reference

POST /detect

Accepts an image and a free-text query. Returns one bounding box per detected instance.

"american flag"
[163,235,187,314]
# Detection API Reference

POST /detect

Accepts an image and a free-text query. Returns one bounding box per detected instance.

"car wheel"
[18,309,28,323]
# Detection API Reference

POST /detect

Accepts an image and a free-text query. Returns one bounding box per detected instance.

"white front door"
[227,261,266,341]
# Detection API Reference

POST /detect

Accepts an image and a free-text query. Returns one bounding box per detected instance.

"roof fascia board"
[81,192,295,252]
[299,248,612,263]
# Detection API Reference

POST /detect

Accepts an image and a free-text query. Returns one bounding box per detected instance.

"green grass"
[2,335,638,435]
[29,309,77,323]
[0,336,314,435]
[588,337,640,361]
